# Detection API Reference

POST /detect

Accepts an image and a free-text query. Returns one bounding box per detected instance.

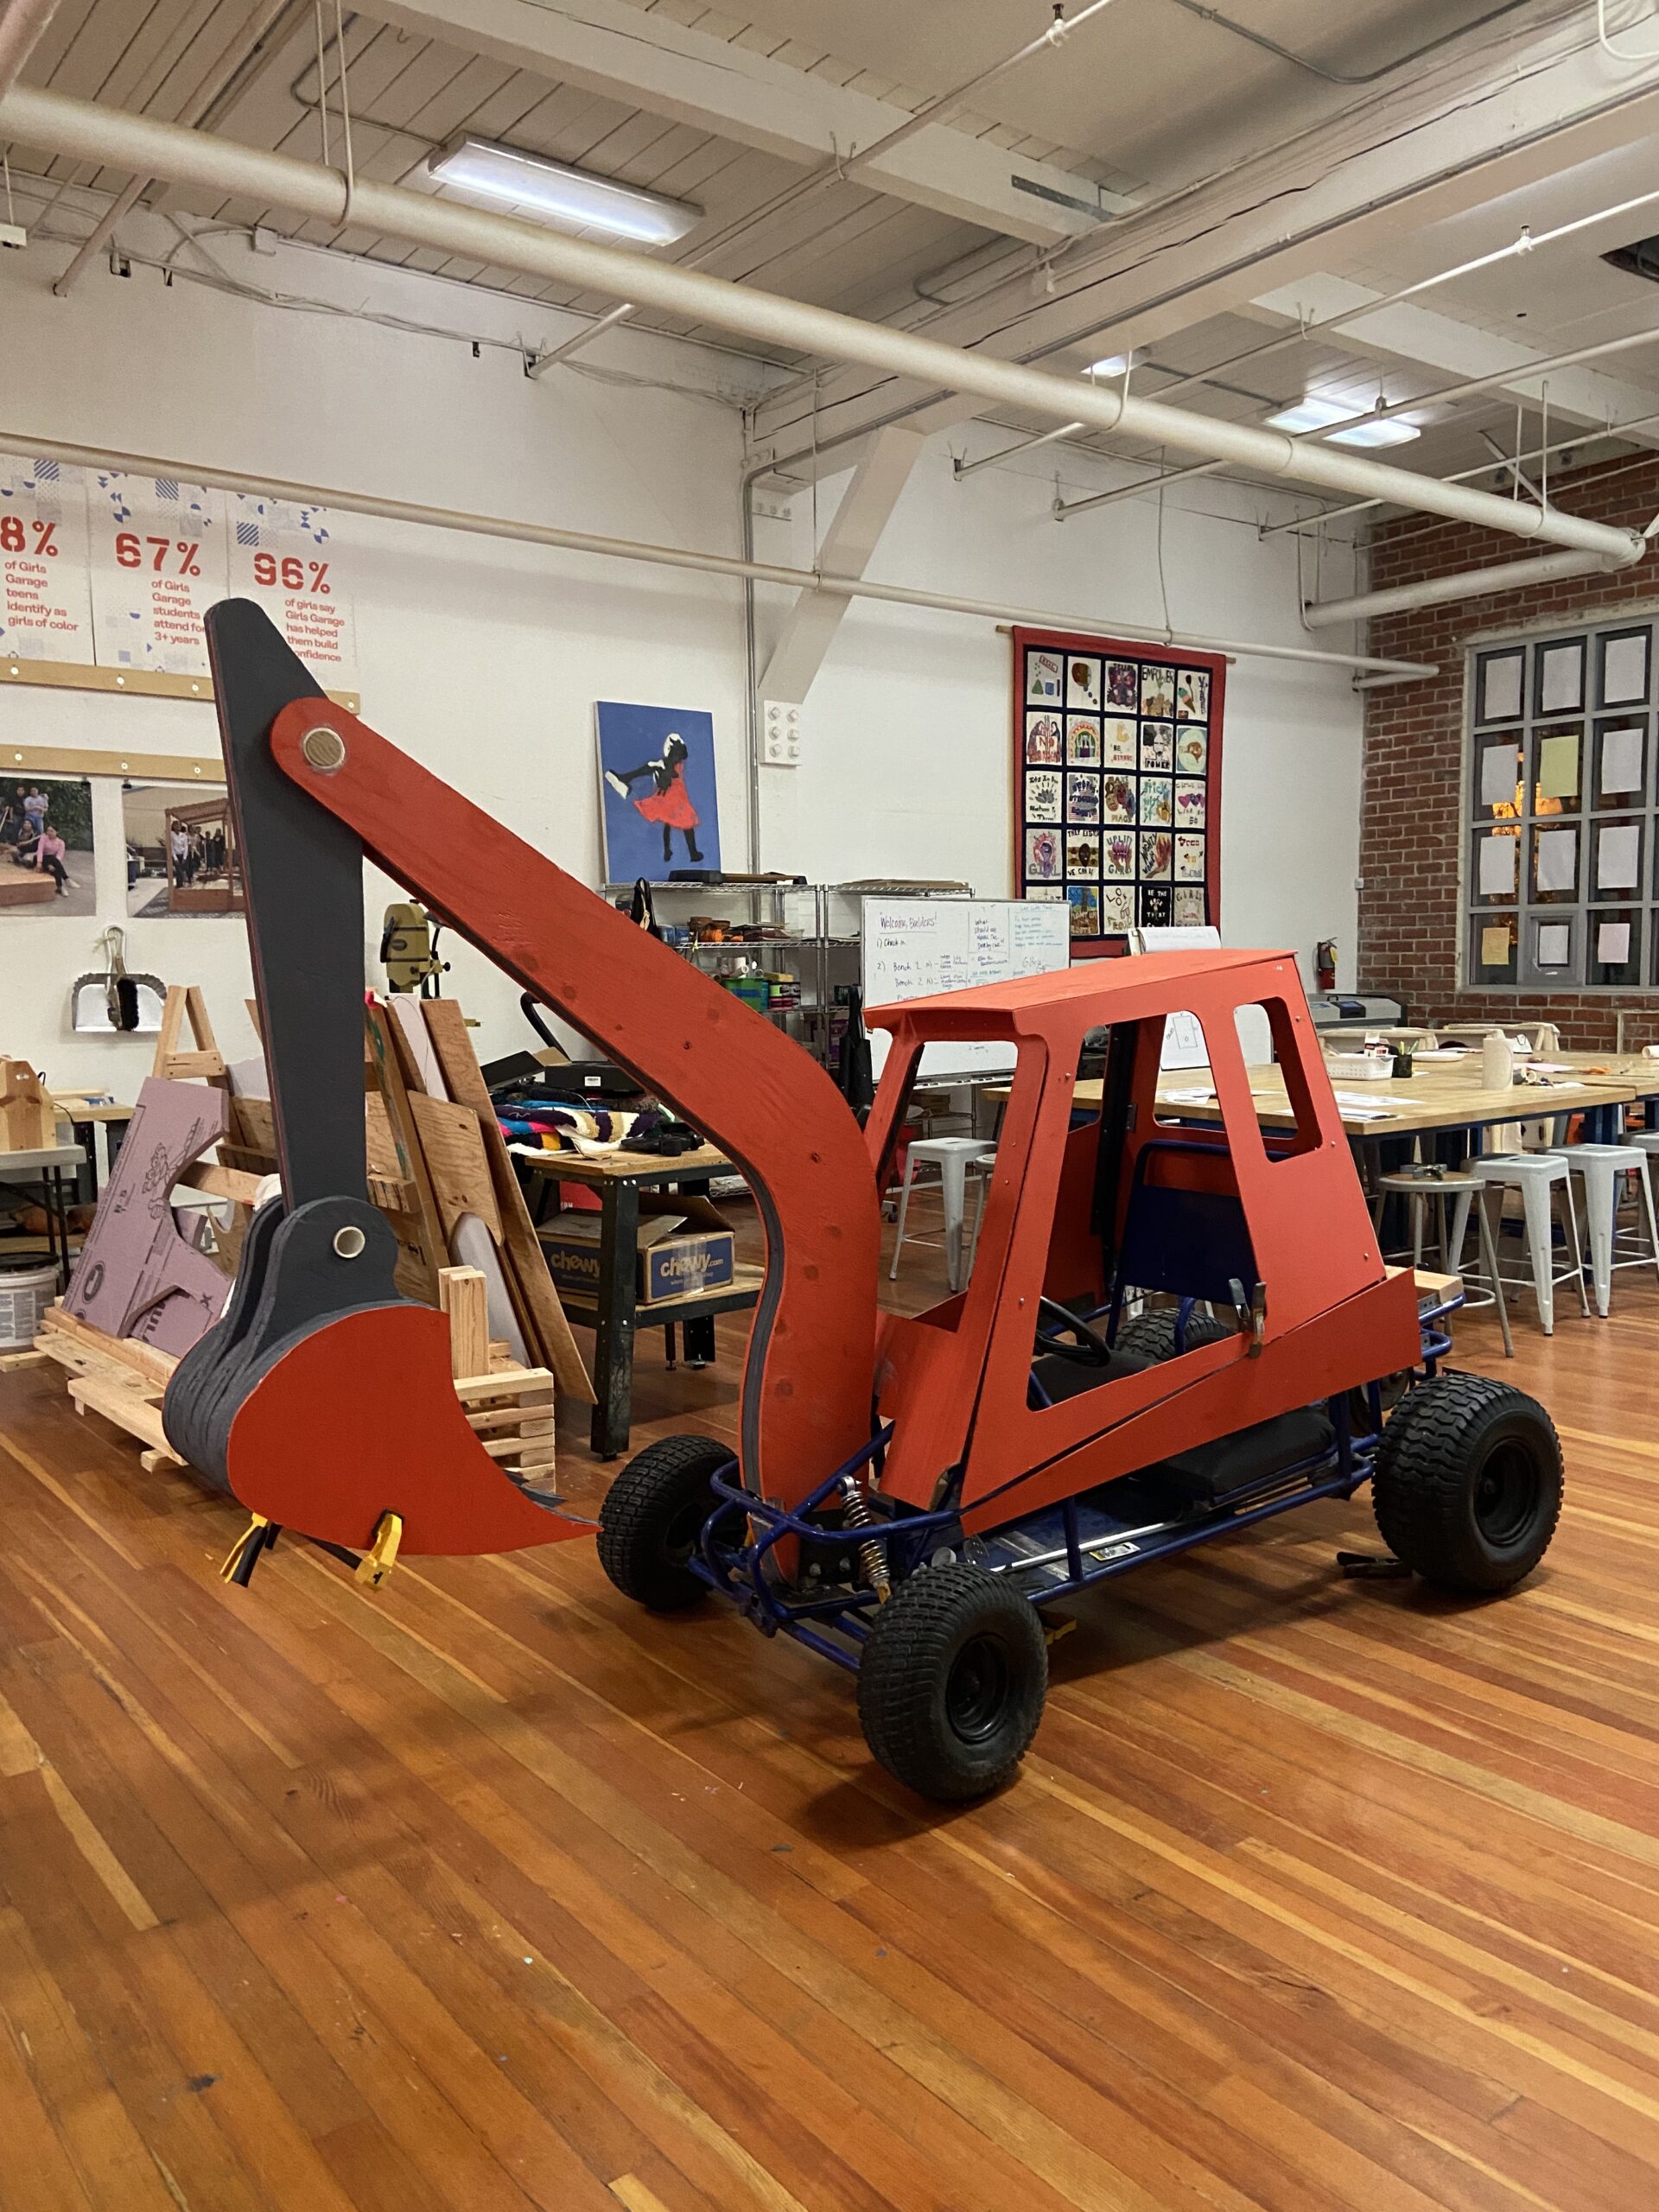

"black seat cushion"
[1031,1344,1154,1405]
[1155,1407,1335,1504]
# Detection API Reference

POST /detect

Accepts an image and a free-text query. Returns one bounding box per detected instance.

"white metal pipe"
[0,81,1638,563]
[3,429,1438,678]
[1302,548,1635,629]
[0,0,60,101]
[51,0,302,299]
[525,298,634,378]
[1261,405,1659,538]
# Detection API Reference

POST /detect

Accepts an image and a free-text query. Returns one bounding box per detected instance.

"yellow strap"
[354,1510,404,1590]
[219,1514,270,1583]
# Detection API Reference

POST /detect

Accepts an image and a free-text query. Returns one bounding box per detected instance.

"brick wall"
[1360,449,1659,1047]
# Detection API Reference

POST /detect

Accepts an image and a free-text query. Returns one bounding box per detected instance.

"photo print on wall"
[0,772,97,917]
[1013,630,1224,941]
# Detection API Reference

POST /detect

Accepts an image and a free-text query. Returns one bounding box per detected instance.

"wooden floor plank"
[2,1212,1658,2209]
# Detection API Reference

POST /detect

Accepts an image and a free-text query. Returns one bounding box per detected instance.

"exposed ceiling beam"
[749,16,1659,467]
[374,0,1129,247]
[0,78,1638,562]
[760,425,927,706]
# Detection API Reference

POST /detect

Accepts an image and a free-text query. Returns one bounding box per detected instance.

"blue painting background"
[595,699,722,884]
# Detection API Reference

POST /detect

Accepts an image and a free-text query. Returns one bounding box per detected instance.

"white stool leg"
[1560,1169,1592,1319]
[1519,1171,1555,1333]
[1410,1191,1426,1270]
[964,1163,990,1279]
[1445,1186,1474,1274]
[1477,1186,1514,1359]
[1634,1151,1659,1283]
[1578,1159,1614,1319]
[938,1150,970,1293]
[888,1152,918,1281]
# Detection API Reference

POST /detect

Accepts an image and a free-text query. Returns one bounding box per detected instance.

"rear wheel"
[857,1563,1047,1801]
[1114,1308,1233,1363]
[1371,1373,1561,1593]
[597,1434,733,1611]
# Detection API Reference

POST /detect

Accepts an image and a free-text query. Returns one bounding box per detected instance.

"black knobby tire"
[857,1563,1047,1802]
[597,1433,733,1611]
[1114,1309,1234,1363]
[1371,1372,1562,1594]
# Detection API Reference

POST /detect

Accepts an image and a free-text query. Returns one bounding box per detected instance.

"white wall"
[1,200,1364,1112]
[0,213,760,1095]
[753,438,1365,988]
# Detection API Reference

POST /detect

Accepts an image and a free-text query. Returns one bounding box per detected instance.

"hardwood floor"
[3,1196,1659,2212]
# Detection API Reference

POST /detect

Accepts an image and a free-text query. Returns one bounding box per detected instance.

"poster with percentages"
[0,453,94,662]
[88,471,225,676]
[227,493,357,687]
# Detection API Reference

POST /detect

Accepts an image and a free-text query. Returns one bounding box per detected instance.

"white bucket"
[0,1261,57,1352]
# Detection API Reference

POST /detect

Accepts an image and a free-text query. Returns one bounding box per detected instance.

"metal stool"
[1468,1154,1591,1336]
[1371,1166,1512,1358]
[889,1136,995,1291]
[1565,1141,1659,1315]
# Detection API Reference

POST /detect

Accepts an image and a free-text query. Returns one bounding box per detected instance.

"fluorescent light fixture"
[427,135,702,245]
[1328,417,1421,448]
[1084,354,1130,377]
[1266,393,1357,434]
[1267,391,1420,447]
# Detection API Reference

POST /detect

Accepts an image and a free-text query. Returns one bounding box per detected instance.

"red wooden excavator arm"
[163,601,880,1560]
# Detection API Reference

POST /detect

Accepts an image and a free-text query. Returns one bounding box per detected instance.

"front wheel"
[1371,1373,1562,1593]
[597,1433,733,1611]
[856,1563,1047,1801]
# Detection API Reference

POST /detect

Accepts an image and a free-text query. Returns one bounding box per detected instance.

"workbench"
[519,1144,760,1459]
[988,1050,1649,1158]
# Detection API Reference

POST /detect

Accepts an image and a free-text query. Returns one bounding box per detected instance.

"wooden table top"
[1037,1064,1640,1137]
[515,1141,731,1185]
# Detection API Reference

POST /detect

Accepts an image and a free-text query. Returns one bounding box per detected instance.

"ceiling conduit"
[0,81,1646,567]
[0,428,1439,679]
[1304,548,1640,629]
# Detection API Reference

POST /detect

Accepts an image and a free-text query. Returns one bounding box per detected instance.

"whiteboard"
[1130,925,1274,1070]
[862,897,1071,1076]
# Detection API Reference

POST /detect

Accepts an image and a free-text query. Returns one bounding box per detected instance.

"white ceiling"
[10,0,1659,518]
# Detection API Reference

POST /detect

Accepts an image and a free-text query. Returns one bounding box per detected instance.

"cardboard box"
[537,1192,735,1308]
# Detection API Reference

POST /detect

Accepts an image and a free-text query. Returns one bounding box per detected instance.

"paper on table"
[1598,919,1632,965]
[1330,1094,1398,1121]
[1540,643,1582,714]
[1479,742,1518,806]
[1477,834,1516,894]
[1601,722,1643,795]
[1535,828,1577,893]
[1480,653,1522,722]
[1535,922,1571,966]
[1480,924,1511,967]
[1603,631,1648,704]
[1538,731,1579,798]
[1598,821,1640,888]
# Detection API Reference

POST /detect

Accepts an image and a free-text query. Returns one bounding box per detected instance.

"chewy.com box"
[539,1192,734,1306]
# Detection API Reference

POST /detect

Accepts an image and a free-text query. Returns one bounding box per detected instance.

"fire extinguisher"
[1315,938,1338,994]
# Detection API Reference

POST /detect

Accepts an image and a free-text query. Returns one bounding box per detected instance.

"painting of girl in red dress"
[596,702,722,882]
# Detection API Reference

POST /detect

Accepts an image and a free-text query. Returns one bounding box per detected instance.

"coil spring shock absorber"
[838,1474,891,1601]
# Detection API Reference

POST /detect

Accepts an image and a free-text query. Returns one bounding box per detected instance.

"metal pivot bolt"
[301,725,347,772]
[333,1224,366,1258]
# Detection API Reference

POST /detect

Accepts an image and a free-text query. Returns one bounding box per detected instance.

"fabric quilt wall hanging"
[1014,629,1224,942]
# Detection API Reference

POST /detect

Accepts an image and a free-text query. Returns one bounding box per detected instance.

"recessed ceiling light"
[1084,354,1130,377]
[1328,417,1421,448]
[427,135,702,245]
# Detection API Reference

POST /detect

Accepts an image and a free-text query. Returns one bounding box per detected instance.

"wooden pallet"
[35,1265,555,1493]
